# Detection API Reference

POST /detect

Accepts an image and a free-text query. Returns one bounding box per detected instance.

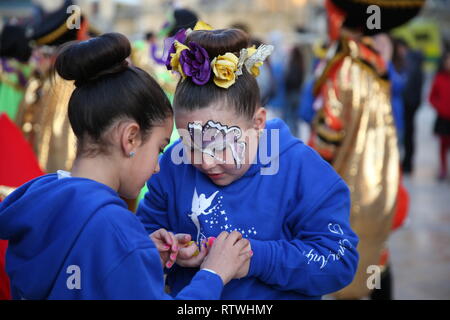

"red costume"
[0,114,44,299]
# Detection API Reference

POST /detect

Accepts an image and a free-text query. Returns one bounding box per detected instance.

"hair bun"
[55,32,131,86]
[186,29,249,58]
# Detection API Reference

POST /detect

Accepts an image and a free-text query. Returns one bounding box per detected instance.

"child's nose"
[201,153,217,171]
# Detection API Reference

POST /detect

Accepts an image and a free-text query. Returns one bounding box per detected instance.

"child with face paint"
[137,25,359,300]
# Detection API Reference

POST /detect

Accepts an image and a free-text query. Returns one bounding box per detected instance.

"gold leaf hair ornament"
[236,44,274,77]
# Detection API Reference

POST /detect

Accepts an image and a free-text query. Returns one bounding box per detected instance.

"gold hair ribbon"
[194,21,213,31]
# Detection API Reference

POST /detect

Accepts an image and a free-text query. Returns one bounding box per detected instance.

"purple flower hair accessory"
[163,28,187,69]
[179,42,211,85]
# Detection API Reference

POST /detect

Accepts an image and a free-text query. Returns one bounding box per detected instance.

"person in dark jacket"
[402,49,424,174]
[284,46,305,136]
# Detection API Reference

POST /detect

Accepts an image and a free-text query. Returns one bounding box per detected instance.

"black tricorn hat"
[0,25,32,63]
[28,0,99,46]
[168,8,199,37]
[331,0,426,35]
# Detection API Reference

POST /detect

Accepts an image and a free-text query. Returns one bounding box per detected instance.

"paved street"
[389,103,450,300]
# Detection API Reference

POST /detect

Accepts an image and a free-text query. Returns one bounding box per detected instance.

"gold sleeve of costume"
[16,74,76,173]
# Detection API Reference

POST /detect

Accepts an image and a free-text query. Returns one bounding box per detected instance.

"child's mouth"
[207,173,225,180]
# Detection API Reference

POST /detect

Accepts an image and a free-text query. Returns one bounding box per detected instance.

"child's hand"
[176,237,208,268]
[200,231,253,285]
[149,228,179,269]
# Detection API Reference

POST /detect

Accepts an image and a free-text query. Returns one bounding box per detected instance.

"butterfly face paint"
[187,120,247,169]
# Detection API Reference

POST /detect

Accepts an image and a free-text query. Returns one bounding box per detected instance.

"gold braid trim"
[35,11,80,45]
[313,109,346,143]
[315,38,389,95]
[317,125,346,143]
[313,41,349,95]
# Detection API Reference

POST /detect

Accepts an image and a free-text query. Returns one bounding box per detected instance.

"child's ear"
[253,107,267,131]
[121,122,141,157]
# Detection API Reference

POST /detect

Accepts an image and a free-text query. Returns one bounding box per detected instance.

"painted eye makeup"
[187,120,247,169]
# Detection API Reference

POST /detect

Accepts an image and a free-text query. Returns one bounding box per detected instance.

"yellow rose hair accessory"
[211,53,239,89]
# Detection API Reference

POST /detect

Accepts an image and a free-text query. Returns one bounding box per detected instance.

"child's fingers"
[168,232,178,253]
[151,228,172,246]
[178,243,198,259]
[199,239,210,256]
[155,242,171,252]
[160,229,173,246]
[239,242,252,255]
[238,249,253,264]
[149,229,173,251]
[177,241,208,268]
[216,231,229,243]
[166,245,179,269]
[159,231,177,251]
[168,252,177,266]
[153,230,178,269]
[187,243,208,264]
[165,259,174,269]
[175,233,192,245]
[225,230,243,246]
[163,232,178,265]
[233,238,250,252]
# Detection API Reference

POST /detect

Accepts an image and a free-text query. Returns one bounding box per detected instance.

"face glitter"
[187,120,246,169]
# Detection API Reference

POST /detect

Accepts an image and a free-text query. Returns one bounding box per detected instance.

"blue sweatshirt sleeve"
[101,247,223,300]
[247,178,359,297]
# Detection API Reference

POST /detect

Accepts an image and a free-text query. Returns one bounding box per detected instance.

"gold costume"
[13,0,93,173]
[310,37,399,299]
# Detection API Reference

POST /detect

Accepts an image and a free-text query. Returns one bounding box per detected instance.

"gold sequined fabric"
[16,73,76,173]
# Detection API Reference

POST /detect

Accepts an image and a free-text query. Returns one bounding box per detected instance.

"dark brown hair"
[173,29,261,120]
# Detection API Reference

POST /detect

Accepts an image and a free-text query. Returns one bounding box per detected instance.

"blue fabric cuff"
[248,239,267,278]
[192,269,224,299]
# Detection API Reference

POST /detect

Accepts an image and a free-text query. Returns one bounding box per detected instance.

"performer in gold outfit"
[309,0,425,299]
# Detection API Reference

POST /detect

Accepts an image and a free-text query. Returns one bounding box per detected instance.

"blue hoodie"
[388,61,406,140]
[0,174,223,300]
[137,118,359,300]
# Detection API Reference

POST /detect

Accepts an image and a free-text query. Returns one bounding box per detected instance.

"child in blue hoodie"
[0,33,252,300]
[137,27,359,300]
